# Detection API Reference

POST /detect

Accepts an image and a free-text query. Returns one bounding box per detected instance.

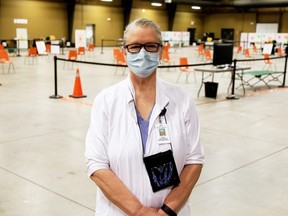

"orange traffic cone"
[69,68,87,98]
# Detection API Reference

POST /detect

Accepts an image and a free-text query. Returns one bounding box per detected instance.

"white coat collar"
[125,75,170,123]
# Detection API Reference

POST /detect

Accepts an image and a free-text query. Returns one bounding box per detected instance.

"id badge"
[156,123,171,144]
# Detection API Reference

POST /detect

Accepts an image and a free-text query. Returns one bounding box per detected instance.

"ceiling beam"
[167,3,177,31]
[122,0,133,32]
[66,0,76,42]
[169,0,288,8]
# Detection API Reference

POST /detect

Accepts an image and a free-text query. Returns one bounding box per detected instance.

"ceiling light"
[101,0,113,2]
[191,6,201,10]
[151,2,162,7]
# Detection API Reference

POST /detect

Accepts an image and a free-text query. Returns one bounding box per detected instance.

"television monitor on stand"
[212,43,234,68]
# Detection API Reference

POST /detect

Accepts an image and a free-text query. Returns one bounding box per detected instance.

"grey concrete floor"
[0,46,287,216]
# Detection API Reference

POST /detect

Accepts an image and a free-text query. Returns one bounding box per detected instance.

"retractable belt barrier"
[49,55,287,100]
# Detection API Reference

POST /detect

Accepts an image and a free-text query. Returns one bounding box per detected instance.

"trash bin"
[204,82,218,99]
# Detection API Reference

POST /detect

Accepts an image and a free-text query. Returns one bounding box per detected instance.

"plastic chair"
[176,57,196,83]
[87,44,95,57]
[0,50,15,73]
[252,44,258,54]
[77,46,85,60]
[197,44,205,61]
[236,46,242,53]
[204,49,213,62]
[235,45,242,57]
[45,44,51,54]
[160,50,175,72]
[244,48,252,58]
[64,49,78,69]
[114,49,126,75]
[163,42,170,54]
[162,50,169,62]
[24,47,38,64]
[277,47,286,57]
[7,48,17,57]
[68,50,77,60]
[263,54,276,71]
[113,48,121,61]
[88,44,94,51]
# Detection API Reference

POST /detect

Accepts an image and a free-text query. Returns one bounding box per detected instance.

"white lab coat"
[85,76,204,216]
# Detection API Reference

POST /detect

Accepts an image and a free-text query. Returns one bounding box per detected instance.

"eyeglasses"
[125,43,162,53]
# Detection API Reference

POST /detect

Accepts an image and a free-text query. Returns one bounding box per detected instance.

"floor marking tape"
[245,86,288,97]
[59,97,92,106]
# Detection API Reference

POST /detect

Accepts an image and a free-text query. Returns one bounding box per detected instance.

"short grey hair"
[123,18,162,45]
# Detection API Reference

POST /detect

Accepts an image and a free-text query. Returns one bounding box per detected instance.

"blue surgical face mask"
[126,48,160,78]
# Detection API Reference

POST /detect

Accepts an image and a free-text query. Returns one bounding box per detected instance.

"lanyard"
[128,87,172,153]
[159,107,167,124]
[157,108,173,151]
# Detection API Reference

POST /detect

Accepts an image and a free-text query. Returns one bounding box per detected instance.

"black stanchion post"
[226,59,239,100]
[49,56,63,99]
[101,39,104,54]
[61,39,64,55]
[280,55,287,87]
[16,39,21,57]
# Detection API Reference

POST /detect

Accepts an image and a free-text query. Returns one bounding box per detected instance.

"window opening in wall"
[14,19,28,24]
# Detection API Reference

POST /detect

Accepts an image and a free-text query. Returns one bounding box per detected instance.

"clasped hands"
[134,205,169,216]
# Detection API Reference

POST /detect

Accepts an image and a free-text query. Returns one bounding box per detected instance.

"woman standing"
[85,18,204,216]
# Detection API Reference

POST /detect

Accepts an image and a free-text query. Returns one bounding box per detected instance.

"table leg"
[197,72,204,97]
[226,67,239,100]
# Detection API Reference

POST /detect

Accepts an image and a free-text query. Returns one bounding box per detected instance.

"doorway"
[187,28,196,45]
[86,24,95,45]
[221,28,234,41]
